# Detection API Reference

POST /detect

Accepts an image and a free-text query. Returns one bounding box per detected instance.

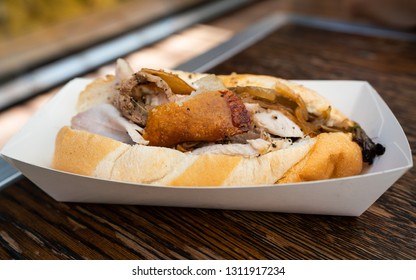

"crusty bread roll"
[53,65,364,186]
[278,132,362,183]
[53,126,361,186]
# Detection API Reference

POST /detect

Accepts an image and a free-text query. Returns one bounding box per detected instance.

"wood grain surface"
[1,23,415,260]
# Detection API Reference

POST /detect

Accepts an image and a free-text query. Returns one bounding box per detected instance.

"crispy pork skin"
[143,90,251,147]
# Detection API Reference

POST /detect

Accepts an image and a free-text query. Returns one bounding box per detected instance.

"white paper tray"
[1,78,412,216]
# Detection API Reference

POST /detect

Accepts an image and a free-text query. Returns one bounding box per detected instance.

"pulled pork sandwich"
[53,59,385,186]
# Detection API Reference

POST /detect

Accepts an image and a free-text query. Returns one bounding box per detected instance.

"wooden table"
[0,14,415,260]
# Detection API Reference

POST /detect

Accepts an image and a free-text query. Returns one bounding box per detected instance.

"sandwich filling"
[71,59,384,164]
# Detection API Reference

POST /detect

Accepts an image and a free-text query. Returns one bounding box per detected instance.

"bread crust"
[53,126,362,186]
[278,132,362,183]
[53,126,128,176]
[53,126,319,186]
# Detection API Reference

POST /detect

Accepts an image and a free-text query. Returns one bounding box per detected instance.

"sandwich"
[52,59,385,186]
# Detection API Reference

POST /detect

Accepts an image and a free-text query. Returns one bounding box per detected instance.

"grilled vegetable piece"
[233,85,331,136]
[349,123,385,164]
[142,68,195,95]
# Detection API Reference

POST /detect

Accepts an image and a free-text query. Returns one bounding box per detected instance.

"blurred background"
[0,0,415,149]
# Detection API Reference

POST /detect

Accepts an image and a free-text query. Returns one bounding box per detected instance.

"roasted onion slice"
[233,84,333,136]
[142,68,195,95]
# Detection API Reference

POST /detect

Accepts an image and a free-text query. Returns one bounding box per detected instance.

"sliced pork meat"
[246,138,272,154]
[191,138,295,157]
[226,130,262,144]
[245,103,304,138]
[114,71,174,126]
[191,143,260,157]
[71,104,148,145]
